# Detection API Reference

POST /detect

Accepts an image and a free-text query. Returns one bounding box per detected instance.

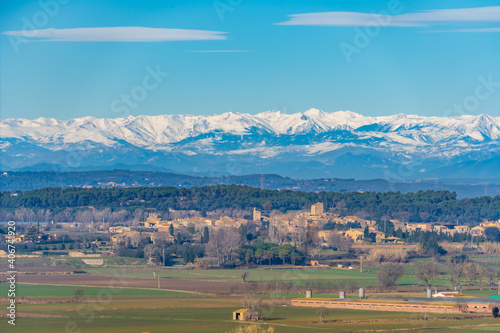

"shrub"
[228,325,274,333]
[481,242,500,255]
[377,264,405,288]
[367,248,409,263]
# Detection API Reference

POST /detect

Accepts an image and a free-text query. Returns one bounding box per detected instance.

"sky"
[1,0,500,120]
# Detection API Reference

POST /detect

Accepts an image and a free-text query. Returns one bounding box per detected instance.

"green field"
[3,295,500,333]
[84,266,455,287]
[462,289,499,298]
[0,283,198,299]
[2,281,500,333]
[4,256,500,332]
[15,255,492,289]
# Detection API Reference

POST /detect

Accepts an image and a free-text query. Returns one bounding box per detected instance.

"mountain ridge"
[2,109,500,179]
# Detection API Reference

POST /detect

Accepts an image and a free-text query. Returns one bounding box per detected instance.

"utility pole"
[158,276,161,289]
[162,245,165,267]
[360,256,363,273]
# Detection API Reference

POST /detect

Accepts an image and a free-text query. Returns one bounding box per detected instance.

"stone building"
[233,309,251,321]
[311,202,324,216]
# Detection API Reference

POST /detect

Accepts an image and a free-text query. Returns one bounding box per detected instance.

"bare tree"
[415,262,440,289]
[268,217,286,245]
[143,244,157,263]
[335,200,347,211]
[464,262,480,286]
[290,224,307,251]
[128,233,142,247]
[75,210,94,223]
[316,307,329,323]
[206,228,241,266]
[74,289,85,302]
[151,232,171,247]
[377,264,405,289]
[327,233,352,252]
[478,265,496,289]
[242,296,264,320]
[393,211,411,223]
[306,223,320,246]
[449,255,468,289]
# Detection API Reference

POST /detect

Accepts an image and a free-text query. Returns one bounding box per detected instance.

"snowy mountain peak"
[1,109,500,179]
[303,108,325,117]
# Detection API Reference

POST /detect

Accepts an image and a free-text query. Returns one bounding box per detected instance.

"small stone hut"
[233,309,251,321]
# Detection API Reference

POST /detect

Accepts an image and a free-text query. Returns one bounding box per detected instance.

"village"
[9,202,500,255]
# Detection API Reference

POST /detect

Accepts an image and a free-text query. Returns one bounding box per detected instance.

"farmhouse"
[471,226,485,236]
[110,231,140,245]
[344,229,365,243]
[138,213,162,228]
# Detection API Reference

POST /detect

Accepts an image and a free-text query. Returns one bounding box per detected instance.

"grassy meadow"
[2,293,500,333]
[3,253,500,332]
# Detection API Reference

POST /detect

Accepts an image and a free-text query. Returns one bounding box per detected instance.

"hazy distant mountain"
[2,109,500,180]
[2,170,500,199]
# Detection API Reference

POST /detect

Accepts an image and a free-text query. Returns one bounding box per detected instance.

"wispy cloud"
[189,50,248,53]
[275,6,500,28]
[1,27,227,42]
[427,27,500,33]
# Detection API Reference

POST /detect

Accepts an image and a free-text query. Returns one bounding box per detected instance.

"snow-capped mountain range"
[2,109,500,180]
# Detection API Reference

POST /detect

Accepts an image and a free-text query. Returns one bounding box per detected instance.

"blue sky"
[1,0,500,120]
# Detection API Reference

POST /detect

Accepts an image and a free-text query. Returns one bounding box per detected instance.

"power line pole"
[162,245,165,267]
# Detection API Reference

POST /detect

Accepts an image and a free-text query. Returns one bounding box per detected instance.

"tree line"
[1,185,500,223]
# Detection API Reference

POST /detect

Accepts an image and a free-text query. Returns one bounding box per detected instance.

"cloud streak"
[189,50,248,53]
[1,27,227,42]
[275,6,500,28]
[427,27,500,33]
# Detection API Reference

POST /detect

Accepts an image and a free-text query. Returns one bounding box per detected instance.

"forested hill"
[2,170,500,199]
[1,185,499,224]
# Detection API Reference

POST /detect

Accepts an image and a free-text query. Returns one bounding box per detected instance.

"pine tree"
[363,226,369,238]
[24,226,39,243]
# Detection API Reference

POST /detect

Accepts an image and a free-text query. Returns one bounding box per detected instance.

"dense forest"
[1,185,500,224]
